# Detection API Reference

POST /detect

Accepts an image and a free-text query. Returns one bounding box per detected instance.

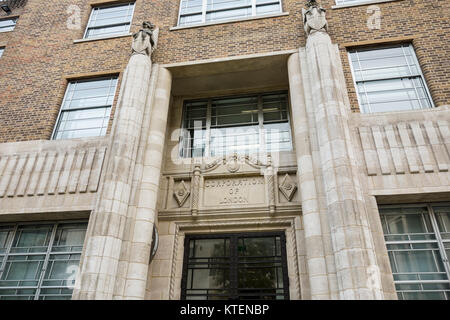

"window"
[380,204,450,300]
[180,92,292,158]
[181,232,289,300]
[0,47,4,58]
[52,76,118,140]
[0,221,88,300]
[0,17,17,32]
[84,2,135,39]
[178,0,282,26]
[348,44,433,113]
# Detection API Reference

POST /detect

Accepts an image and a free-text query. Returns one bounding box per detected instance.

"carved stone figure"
[132,21,157,56]
[302,0,328,36]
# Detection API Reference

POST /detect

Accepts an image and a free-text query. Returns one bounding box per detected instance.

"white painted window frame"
[380,203,450,300]
[51,76,119,140]
[348,43,434,114]
[83,2,136,40]
[177,0,283,27]
[0,220,88,300]
[179,91,293,158]
[0,17,17,33]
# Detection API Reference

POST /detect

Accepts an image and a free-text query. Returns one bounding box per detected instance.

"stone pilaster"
[122,66,172,299]
[299,29,384,299]
[73,49,153,300]
[288,53,333,299]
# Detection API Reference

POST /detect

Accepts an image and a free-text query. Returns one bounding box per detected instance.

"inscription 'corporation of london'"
[204,177,266,207]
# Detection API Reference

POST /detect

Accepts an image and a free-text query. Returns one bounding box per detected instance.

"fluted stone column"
[288,53,332,299]
[286,2,386,299]
[122,66,172,299]
[304,31,383,300]
[73,23,156,300]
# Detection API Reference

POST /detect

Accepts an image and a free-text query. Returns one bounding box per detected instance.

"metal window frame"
[347,43,435,114]
[0,17,17,32]
[177,0,282,26]
[83,2,135,39]
[380,202,450,299]
[180,231,290,300]
[0,220,88,300]
[179,91,293,158]
[51,76,119,140]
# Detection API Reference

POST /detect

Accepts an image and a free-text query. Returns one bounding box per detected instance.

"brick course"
[0,0,448,142]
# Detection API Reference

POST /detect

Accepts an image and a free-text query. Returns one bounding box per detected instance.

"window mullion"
[34,223,58,300]
[251,0,257,16]
[230,235,238,299]
[205,100,212,158]
[428,205,450,280]
[0,224,18,280]
[202,0,207,23]
[258,95,265,154]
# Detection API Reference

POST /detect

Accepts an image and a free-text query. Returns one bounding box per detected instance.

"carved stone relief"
[173,180,190,207]
[279,173,298,202]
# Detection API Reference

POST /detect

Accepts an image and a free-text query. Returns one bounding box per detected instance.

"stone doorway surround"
[158,217,304,300]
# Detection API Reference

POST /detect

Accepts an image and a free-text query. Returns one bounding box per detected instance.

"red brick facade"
[0,0,448,142]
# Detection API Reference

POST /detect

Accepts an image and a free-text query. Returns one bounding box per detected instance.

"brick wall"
[0,0,448,142]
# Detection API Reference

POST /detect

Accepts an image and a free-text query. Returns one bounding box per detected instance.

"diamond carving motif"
[279,174,297,201]
[174,180,190,207]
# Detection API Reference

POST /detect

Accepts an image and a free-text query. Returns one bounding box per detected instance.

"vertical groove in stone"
[58,150,76,194]
[424,121,449,172]
[358,127,378,176]
[47,152,66,195]
[384,125,405,174]
[437,120,450,154]
[15,153,36,196]
[371,126,391,175]
[0,155,18,197]
[37,151,56,196]
[397,123,420,173]
[88,147,106,192]
[27,152,47,196]
[410,122,434,172]
[6,154,28,197]
[79,148,96,193]
[68,151,86,193]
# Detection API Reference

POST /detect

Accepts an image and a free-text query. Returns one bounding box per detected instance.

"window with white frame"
[0,221,88,300]
[0,47,4,58]
[178,0,282,27]
[52,76,118,140]
[0,17,17,32]
[348,43,433,113]
[180,92,292,158]
[84,2,135,39]
[380,204,450,300]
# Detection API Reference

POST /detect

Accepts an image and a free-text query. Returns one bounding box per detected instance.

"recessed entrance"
[181,232,289,300]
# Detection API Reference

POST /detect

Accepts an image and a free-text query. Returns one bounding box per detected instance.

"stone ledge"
[73,33,132,44]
